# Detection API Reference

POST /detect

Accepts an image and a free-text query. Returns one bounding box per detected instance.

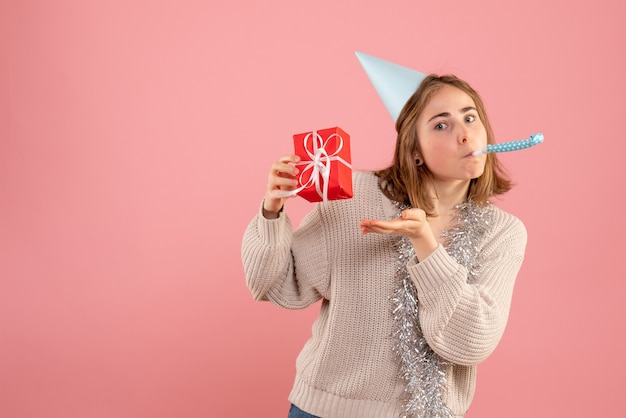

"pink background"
[2,0,625,417]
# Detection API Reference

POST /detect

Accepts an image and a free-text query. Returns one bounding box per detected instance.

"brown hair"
[375,74,512,216]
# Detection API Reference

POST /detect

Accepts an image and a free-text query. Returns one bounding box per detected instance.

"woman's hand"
[262,154,301,219]
[360,208,439,261]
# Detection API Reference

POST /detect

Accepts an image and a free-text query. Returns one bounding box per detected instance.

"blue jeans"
[288,404,319,418]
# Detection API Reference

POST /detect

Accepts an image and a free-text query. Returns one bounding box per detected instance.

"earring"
[415,158,423,166]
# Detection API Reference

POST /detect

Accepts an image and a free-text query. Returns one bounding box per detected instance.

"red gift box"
[292,127,353,202]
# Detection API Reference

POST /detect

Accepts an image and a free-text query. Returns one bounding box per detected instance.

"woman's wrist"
[410,234,439,262]
[262,199,283,219]
[262,208,281,219]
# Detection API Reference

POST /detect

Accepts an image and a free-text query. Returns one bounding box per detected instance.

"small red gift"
[292,127,353,202]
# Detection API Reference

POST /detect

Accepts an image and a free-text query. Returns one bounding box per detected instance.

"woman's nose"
[457,126,470,144]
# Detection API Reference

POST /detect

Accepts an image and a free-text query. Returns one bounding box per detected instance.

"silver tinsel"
[392,200,494,418]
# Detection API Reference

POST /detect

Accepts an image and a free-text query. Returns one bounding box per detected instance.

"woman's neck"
[429,180,471,216]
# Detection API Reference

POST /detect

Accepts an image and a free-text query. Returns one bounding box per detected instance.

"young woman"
[241,74,527,418]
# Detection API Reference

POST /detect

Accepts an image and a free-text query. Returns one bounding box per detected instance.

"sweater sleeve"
[241,202,329,309]
[406,211,527,366]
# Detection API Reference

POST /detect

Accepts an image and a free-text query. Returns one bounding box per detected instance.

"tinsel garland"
[392,200,494,418]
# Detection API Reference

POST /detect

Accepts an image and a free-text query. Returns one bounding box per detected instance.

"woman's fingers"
[263,154,301,214]
[359,218,403,235]
[268,156,300,191]
[273,154,301,175]
[401,208,427,222]
[360,209,429,237]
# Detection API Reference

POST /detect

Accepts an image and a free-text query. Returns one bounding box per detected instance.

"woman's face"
[415,84,488,184]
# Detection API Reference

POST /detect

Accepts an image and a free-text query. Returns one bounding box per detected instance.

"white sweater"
[241,171,527,417]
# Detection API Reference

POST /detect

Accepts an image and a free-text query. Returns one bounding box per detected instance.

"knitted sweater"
[241,171,527,418]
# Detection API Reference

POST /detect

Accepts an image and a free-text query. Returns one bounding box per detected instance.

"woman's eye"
[435,122,447,130]
[465,115,476,123]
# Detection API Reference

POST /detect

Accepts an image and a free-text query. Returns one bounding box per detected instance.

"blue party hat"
[355,51,427,123]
